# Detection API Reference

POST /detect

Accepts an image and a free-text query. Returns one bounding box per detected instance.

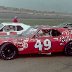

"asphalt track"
[0,54,72,72]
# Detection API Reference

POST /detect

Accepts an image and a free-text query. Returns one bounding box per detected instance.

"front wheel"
[64,41,72,56]
[0,43,18,60]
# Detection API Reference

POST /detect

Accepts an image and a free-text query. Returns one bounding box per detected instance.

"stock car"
[0,22,31,35]
[0,26,72,60]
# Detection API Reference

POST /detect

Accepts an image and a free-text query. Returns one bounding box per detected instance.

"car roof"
[1,22,27,26]
[36,25,66,30]
[1,22,31,30]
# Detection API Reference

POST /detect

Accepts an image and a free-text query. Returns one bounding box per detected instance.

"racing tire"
[64,41,72,56]
[0,42,18,60]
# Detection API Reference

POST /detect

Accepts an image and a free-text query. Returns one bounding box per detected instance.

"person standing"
[12,16,18,23]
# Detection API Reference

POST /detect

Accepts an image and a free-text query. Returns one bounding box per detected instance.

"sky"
[0,0,72,13]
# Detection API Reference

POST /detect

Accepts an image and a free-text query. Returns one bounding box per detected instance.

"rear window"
[17,26,23,31]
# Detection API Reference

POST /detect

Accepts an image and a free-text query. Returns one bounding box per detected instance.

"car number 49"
[34,39,51,51]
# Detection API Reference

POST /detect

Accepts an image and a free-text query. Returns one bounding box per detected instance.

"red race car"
[0,26,72,60]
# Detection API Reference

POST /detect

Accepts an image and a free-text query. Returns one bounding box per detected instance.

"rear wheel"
[0,43,18,60]
[64,41,72,56]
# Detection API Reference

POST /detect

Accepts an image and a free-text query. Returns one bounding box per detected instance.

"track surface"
[0,54,72,72]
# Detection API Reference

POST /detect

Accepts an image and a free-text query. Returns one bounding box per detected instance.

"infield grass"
[0,18,72,26]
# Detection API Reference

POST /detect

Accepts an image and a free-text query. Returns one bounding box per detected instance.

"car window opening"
[37,29,61,37]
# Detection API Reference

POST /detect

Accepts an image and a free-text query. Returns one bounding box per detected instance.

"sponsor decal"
[53,38,58,41]
[18,40,28,51]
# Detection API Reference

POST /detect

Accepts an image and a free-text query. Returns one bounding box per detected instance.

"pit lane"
[0,54,72,72]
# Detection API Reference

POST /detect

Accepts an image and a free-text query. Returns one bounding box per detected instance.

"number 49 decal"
[34,39,51,51]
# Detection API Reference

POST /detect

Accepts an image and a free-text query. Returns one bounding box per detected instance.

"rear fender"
[64,40,72,49]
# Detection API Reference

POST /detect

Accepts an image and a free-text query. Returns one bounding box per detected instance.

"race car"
[0,22,31,35]
[0,26,72,60]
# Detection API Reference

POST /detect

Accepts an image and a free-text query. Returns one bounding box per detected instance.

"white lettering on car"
[62,30,69,35]
[18,40,28,51]
[34,39,51,51]
[53,38,58,41]
[60,36,69,42]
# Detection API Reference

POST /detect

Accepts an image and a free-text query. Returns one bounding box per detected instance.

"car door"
[47,29,64,53]
[27,29,64,54]
[24,29,52,54]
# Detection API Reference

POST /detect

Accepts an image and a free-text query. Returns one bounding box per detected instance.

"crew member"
[12,16,18,23]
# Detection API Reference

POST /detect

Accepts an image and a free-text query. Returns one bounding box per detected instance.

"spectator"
[12,16,18,23]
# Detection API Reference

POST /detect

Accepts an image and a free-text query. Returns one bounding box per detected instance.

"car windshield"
[58,23,66,27]
[67,24,72,27]
[22,26,38,37]
[58,23,72,27]
[0,24,4,29]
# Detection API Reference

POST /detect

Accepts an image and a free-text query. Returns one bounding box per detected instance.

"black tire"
[0,42,18,60]
[64,41,72,56]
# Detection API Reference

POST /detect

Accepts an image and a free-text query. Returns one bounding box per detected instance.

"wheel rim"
[1,46,16,59]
